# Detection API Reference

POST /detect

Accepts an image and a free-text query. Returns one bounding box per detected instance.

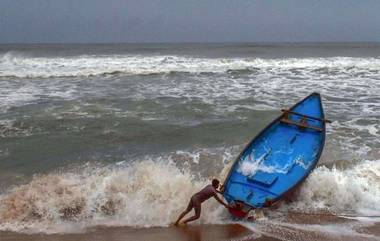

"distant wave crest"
[1,52,380,78]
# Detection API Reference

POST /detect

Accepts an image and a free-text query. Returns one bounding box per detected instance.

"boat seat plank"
[280,118,323,132]
[281,109,331,123]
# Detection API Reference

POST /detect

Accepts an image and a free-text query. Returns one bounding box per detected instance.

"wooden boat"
[222,93,329,217]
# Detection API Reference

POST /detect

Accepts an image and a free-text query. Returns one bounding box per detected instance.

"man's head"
[212,178,220,189]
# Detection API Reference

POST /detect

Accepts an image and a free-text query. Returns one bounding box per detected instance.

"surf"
[0,153,379,234]
[1,52,380,78]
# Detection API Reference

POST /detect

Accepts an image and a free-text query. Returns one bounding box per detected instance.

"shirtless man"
[174,179,228,225]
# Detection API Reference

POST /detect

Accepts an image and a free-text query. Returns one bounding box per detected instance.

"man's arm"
[216,185,225,194]
[213,194,228,208]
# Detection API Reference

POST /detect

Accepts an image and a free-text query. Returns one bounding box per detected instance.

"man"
[174,178,228,225]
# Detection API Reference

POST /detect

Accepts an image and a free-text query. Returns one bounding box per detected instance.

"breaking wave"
[1,52,380,78]
[288,159,380,216]
[0,150,234,233]
[0,152,379,233]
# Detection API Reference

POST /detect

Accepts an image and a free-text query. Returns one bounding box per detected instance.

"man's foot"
[174,221,188,227]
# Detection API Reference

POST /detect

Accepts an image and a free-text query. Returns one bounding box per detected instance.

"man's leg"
[174,199,193,225]
[183,201,201,224]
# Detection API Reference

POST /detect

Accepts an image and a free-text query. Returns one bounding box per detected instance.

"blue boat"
[222,93,329,217]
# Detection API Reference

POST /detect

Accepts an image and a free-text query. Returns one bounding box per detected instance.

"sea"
[0,43,379,241]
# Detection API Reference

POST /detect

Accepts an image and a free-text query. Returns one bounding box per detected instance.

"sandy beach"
[1,224,261,241]
[1,213,379,241]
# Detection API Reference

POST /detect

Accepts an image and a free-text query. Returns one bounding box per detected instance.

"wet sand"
[1,224,272,241]
[250,212,380,241]
[1,221,379,241]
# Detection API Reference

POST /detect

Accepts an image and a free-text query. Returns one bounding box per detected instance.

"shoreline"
[1,220,379,241]
[1,224,267,241]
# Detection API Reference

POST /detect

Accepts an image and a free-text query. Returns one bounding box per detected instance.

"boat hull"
[223,93,326,214]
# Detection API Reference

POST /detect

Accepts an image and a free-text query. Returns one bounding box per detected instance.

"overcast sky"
[1,0,379,43]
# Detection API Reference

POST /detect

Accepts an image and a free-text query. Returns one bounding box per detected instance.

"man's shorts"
[186,196,201,215]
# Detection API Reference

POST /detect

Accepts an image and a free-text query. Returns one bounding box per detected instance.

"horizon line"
[1,41,380,45]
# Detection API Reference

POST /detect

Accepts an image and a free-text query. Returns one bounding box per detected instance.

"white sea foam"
[237,147,306,177]
[288,159,380,215]
[238,155,278,177]
[0,156,379,234]
[236,156,380,216]
[245,220,380,241]
[0,151,234,233]
[1,54,379,141]
[1,52,380,78]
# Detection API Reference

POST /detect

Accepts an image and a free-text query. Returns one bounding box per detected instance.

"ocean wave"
[0,149,234,233]
[1,53,379,158]
[0,119,39,138]
[288,159,380,215]
[1,52,380,78]
[0,152,379,234]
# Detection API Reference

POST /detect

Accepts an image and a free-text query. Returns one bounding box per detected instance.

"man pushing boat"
[174,179,229,225]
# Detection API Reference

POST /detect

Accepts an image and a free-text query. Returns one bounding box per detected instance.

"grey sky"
[1,0,379,43]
